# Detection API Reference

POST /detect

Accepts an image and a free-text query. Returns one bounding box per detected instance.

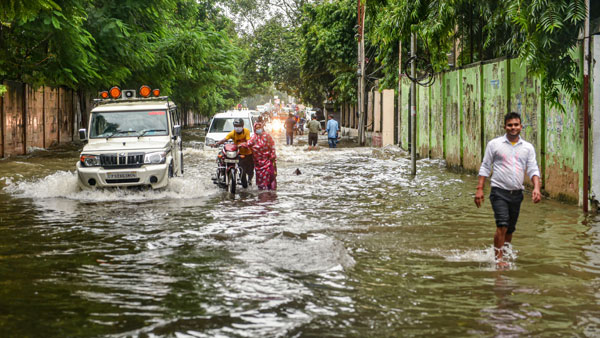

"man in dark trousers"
[474,112,541,265]
[306,114,321,150]
[284,113,296,145]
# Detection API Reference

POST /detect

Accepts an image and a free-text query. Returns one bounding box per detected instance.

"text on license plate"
[106,172,137,179]
[224,159,238,163]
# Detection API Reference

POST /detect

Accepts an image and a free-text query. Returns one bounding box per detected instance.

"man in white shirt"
[474,112,542,263]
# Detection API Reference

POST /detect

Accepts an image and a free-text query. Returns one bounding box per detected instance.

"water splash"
[2,170,213,202]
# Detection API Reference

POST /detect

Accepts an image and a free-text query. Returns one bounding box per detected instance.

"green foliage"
[0,0,98,87]
[0,0,246,117]
[1,0,588,116]
[504,0,586,105]
[368,0,586,106]
[299,0,357,106]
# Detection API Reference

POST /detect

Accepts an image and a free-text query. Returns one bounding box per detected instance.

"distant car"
[248,109,261,119]
[204,110,255,146]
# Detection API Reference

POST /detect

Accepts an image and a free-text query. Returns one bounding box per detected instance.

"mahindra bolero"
[77,86,183,189]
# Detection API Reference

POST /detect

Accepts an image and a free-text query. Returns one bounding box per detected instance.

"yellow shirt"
[225,129,252,155]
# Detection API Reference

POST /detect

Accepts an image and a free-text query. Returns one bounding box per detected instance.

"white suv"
[204,110,256,146]
[76,86,183,189]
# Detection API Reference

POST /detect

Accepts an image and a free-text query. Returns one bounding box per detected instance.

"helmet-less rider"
[214,118,254,184]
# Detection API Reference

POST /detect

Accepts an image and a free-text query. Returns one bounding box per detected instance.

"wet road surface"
[0,128,599,337]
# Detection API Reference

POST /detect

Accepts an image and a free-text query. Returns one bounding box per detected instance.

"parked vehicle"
[211,142,248,194]
[76,86,183,190]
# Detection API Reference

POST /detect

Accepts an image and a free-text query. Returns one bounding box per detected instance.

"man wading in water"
[474,112,542,264]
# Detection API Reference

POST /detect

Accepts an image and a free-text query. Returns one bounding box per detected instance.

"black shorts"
[489,187,524,234]
[308,133,318,146]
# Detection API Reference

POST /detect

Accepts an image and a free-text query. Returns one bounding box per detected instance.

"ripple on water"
[0,135,598,337]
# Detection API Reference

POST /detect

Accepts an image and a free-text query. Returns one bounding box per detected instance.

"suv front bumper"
[76,162,170,189]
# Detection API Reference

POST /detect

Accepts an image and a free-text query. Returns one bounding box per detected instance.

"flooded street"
[1,128,599,337]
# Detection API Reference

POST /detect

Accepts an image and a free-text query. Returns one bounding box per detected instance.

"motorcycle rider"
[215,118,254,184]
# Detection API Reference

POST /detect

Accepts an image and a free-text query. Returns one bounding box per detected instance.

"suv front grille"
[100,152,144,169]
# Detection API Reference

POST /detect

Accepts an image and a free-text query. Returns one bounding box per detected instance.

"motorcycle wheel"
[228,170,236,194]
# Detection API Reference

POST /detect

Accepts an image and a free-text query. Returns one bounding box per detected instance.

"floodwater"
[0,128,599,337]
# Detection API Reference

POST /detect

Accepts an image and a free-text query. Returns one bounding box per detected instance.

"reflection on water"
[0,129,598,337]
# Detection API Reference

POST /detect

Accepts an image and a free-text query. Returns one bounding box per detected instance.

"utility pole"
[410,32,417,175]
[357,0,366,146]
[583,0,590,212]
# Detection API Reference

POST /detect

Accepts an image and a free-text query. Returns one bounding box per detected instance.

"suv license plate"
[224,159,239,163]
[107,172,137,179]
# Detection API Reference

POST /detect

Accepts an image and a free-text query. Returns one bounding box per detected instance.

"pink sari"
[246,132,277,190]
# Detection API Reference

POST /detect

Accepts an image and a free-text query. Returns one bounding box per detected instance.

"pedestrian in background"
[324,114,340,148]
[284,113,296,145]
[474,112,541,265]
[306,114,321,150]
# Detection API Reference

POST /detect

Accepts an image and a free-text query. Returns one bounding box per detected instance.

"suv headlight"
[144,151,167,164]
[80,154,100,167]
[205,137,216,145]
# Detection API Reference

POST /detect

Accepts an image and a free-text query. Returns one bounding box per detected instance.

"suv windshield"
[90,110,169,138]
[209,118,252,133]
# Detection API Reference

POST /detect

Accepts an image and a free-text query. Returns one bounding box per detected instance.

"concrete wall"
[400,77,411,149]
[367,90,374,131]
[417,80,430,158]
[430,74,444,158]
[393,54,587,204]
[382,90,395,146]
[444,70,461,167]
[374,90,381,132]
[334,46,597,206]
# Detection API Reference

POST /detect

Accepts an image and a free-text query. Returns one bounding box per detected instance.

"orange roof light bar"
[139,85,151,97]
[99,91,109,99]
[152,89,160,97]
[109,86,121,99]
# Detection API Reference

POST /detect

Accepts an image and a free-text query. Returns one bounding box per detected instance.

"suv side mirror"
[204,127,208,132]
[173,125,181,138]
[79,128,87,140]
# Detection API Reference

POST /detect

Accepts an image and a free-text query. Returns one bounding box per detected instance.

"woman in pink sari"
[240,122,277,190]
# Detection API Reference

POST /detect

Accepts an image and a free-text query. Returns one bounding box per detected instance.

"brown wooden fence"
[0,81,211,158]
[1,81,84,157]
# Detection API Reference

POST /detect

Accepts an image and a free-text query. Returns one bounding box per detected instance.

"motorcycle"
[211,142,248,194]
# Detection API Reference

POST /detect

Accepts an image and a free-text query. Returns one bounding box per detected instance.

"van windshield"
[90,110,169,138]
[209,118,252,133]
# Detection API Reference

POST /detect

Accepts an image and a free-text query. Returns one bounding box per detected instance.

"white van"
[76,86,183,189]
[204,110,256,146]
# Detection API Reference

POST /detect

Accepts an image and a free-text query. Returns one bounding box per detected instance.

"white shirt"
[478,134,540,191]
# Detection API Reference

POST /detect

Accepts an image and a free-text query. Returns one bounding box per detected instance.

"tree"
[0,0,247,117]
[368,0,587,105]
[299,0,357,106]
[0,0,99,87]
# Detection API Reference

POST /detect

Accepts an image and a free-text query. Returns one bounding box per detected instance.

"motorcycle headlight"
[80,154,100,167]
[226,151,238,158]
[144,151,167,164]
[205,137,216,145]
